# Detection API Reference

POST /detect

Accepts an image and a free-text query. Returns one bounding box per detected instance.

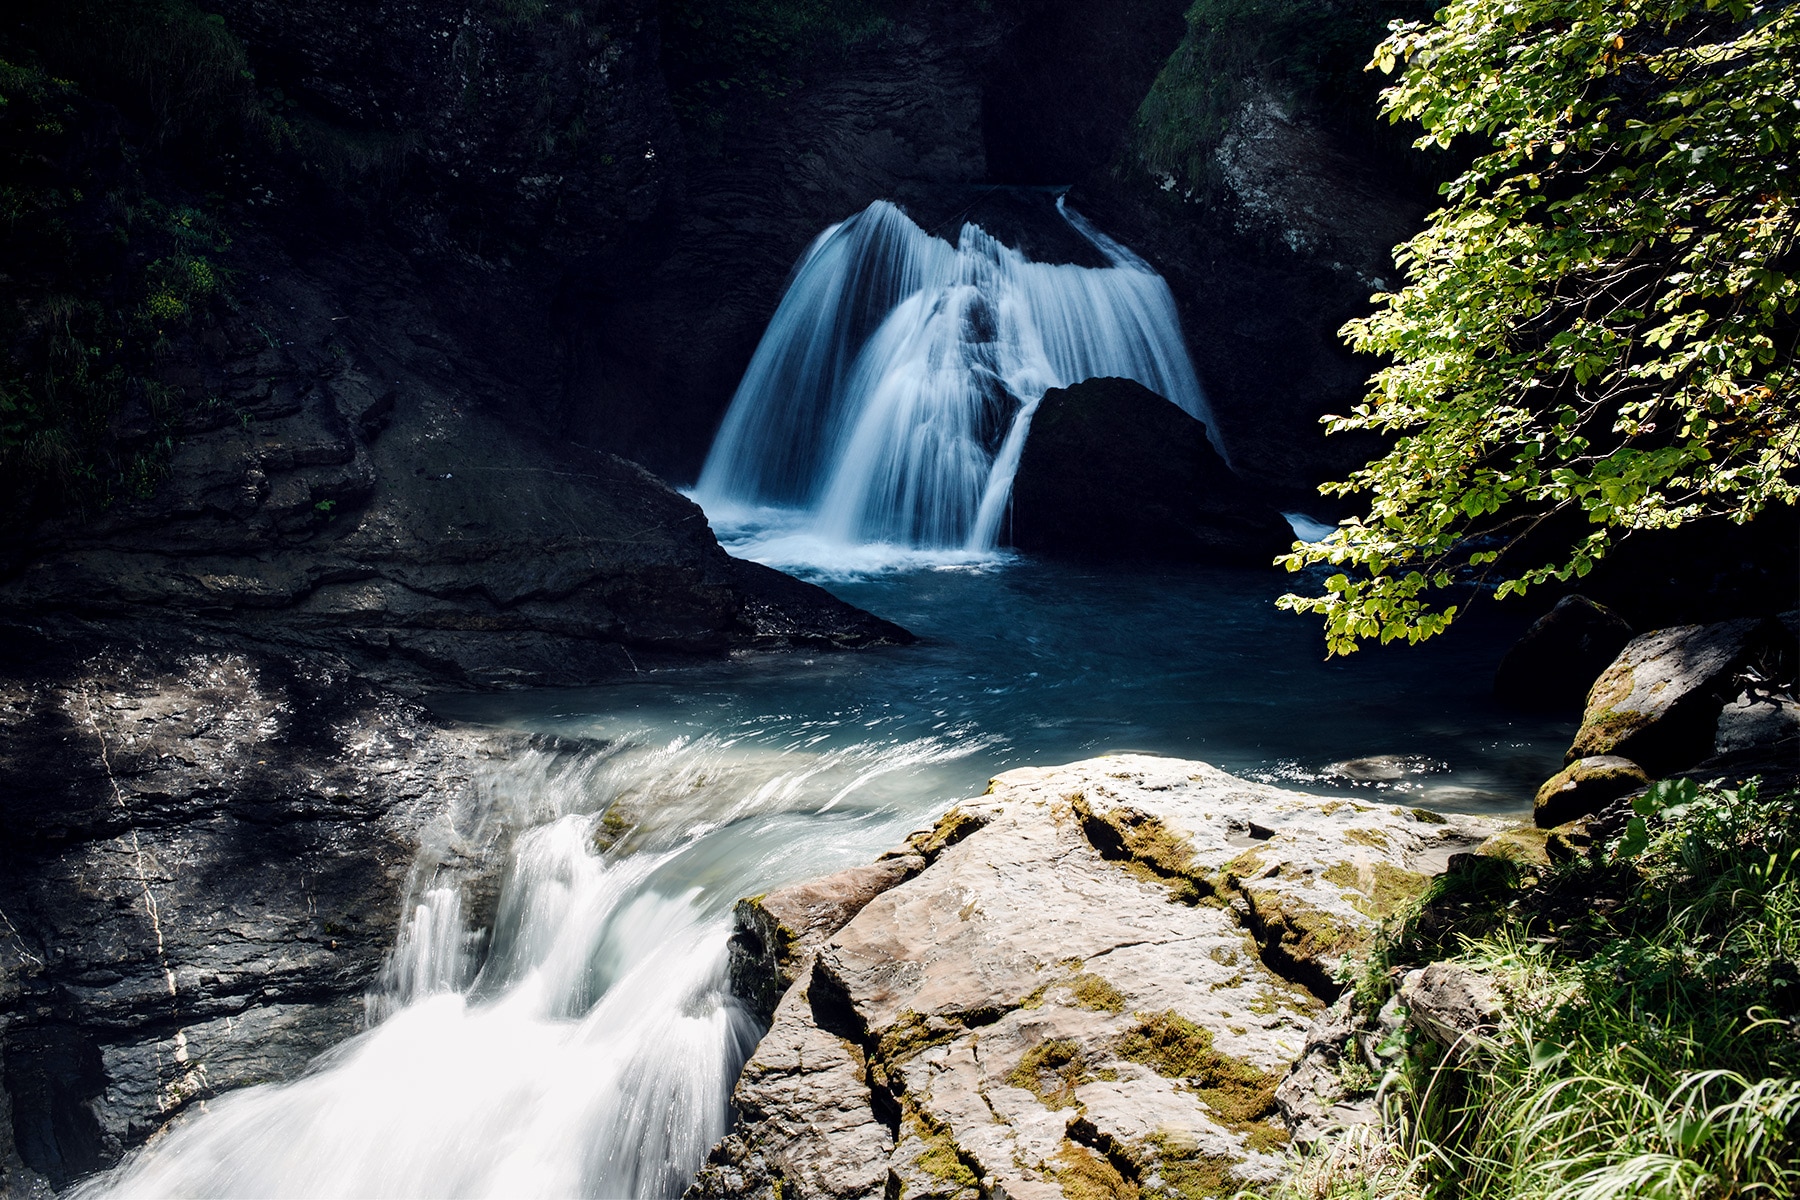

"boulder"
[1567,618,1775,774]
[1271,997,1378,1147]
[690,754,1500,1200]
[1533,756,1652,829]
[1494,595,1634,711]
[1714,691,1800,757]
[1009,377,1293,564]
[1399,964,1503,1056]
[1475,825,1553,867]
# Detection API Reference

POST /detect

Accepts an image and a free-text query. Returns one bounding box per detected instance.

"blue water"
[435,558,1572,821]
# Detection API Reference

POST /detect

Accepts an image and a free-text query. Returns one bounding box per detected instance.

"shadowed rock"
[1009,378,1291,564]
[1567,618,1782,775]
[1495,595,1634,712]
[1534,756,1651,829]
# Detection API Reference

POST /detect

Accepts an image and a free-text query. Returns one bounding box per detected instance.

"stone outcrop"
[1533,756,1652,829]
[1567,618,1785,774]
[1397,964,1503,1057]
[690,754,1498,1200]
[1494,595,1635,712]
[1009,378,1292,563]
[0,232,909,696]
[0,632,503,1189]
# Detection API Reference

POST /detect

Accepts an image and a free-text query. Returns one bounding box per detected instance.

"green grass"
[1261,777,1800,1200]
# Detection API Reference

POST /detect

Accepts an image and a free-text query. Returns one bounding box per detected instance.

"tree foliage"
[1278,0,1799,654]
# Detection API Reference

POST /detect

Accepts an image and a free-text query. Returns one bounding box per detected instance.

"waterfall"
[692,197,1213,571]
[72,730,986,1200]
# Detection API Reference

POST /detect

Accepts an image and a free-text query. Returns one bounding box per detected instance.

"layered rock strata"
[691,754,1498,1200]
[0,231,909,696]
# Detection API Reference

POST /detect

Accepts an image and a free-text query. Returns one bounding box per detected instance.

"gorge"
[1,0,1795,1197]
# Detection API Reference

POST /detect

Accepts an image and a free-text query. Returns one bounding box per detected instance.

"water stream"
[75,204,1573,1199]
[78,562,1571,1200]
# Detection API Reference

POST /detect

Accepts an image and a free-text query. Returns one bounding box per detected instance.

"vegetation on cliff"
[0,0,264,521]
[1133,0,1425,194]
[1278,0,1799,654]
[1279,776,1800,1198]
[658,0,888,142]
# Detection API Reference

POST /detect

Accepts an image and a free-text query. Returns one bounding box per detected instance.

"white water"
[77,732,987,1200]
[692,198,1214,572]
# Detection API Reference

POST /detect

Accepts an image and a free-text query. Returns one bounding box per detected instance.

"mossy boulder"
[1009,377,1292,564]
[1534,756,1651,829]
[1494,594,1634,712]
[1567,618,1777,774]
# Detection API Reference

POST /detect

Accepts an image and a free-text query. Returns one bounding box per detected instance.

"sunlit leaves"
[1281,0,1799,653]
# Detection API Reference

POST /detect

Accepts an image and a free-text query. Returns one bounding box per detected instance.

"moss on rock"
[1533,755,1650,828]
[1073,794,1217,904]
[1008,1038,1093,1110]
[1115,1011,1277,1123]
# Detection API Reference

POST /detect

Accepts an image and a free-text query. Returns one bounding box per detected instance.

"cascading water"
[692,197,1214,569]
[73,732,987,1200]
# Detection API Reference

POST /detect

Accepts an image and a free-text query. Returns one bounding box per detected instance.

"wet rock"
[1533,757,1652,829]
[1399,964,1503,1057]
[1494,595,1635,712]
[690,964,894,1200]
[0,316,909,696]
[0,636,488,1187]
[1567,618,1774,774]
[693,754,1501,1200]
[1009,377,1292,564]
[1322,756,1449,786]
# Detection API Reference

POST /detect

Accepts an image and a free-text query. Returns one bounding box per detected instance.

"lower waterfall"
[691,197,1212,570]
[74,732,984,1200]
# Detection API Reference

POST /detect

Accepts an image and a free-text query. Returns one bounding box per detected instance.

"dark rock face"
[0,634,488,1188]
[1009,377,1291,563]
[1495,595,1635,712]
[0,231,908,696]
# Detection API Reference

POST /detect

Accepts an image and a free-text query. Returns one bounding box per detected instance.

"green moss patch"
[905,1106,979,1190]
[1115,1012,1277,1124]
[908,806,987,861]
[877,1010,958,1064]
[1070,973,1129,1013]
[1008,1038,1093,1110]
[1054,1142,1138,1200]
[1074,796,1216,904]
[1138,1132,1236,1200]
[1321,861,1431,919]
